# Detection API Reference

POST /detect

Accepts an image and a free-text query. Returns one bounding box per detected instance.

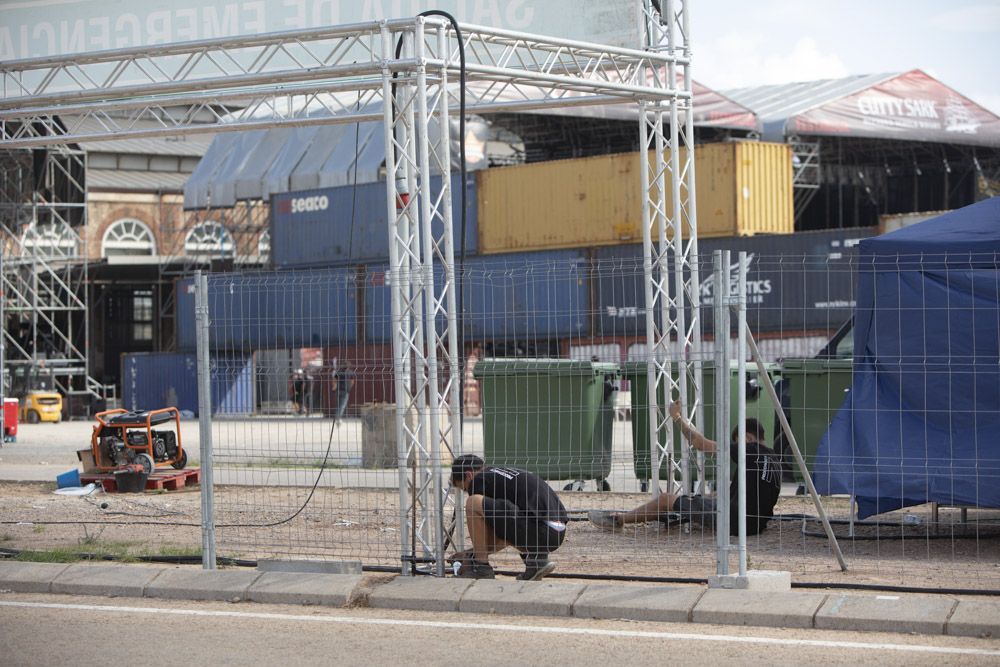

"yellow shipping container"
[477,141,794,253]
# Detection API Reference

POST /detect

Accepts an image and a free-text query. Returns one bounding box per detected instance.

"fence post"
[713,250,731,575]
[736,251,748,576]
[195,271,216,570]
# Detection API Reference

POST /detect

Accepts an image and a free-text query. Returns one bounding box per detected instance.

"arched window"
[102,218,156,257]
[257,230,270,259]
[21,221,79,258]
[184,222,234,258]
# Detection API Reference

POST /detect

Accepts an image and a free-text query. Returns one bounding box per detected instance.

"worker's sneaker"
[456,560,495,579]
[588,510,623,532]
[517,560,556,581]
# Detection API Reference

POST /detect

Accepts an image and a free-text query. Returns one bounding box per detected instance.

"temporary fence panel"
[210,354,256,416]
[591,228,876,338]
[461,250,590,341]
[175,270,360,351]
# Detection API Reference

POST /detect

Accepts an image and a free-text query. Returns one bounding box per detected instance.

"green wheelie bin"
[474,359,618,490]
[623,360,781,489]
[778,358,853,480]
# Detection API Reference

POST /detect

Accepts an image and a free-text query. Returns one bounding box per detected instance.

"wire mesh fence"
[176,239,1000,588]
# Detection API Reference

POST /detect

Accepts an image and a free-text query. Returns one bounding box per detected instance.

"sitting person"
[590,401,782,535]
[449,454,568,581]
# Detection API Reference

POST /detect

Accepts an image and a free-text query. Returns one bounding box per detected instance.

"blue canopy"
[813,197,1000,518]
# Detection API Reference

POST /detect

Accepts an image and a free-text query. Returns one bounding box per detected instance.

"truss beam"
[1,10,696,573]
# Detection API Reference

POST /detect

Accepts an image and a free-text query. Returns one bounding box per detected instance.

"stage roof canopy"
[724,69,1000,147]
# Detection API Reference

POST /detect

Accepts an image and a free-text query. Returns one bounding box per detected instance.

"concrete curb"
[52,563,165,597]
[2,561,998,639]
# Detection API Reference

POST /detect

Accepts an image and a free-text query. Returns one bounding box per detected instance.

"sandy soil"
[2,481,998,590]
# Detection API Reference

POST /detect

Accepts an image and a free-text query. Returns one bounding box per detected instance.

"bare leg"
[616,491,679,524]
[465,494,512,560]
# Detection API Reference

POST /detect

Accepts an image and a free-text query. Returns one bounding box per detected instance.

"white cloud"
[930,5,1000,32]
[695,34,849,90]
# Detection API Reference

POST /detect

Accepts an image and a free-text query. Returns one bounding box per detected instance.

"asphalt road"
[2,594,998,666]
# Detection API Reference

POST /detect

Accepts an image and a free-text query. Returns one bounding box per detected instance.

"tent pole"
[742,322,848,572]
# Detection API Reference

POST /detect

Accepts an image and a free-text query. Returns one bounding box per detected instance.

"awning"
[724,70,1000,147]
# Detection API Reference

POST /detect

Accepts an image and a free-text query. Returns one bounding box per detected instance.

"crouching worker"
[449,454,568,581]
[590,400,782,535]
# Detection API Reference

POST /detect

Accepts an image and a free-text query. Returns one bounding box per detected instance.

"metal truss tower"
[0,4,697,572]
[640,0,704,495]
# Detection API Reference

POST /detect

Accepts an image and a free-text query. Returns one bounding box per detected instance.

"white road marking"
[1,600,997,657]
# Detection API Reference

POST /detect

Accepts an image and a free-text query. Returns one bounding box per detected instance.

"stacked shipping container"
[159,141,858,413]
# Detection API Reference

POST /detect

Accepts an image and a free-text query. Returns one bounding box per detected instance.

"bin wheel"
[171,450,188,470]
[562,480,585,492]
[640,481,649,493]
[595,479,611,492]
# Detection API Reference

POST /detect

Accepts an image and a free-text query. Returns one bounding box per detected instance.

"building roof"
[60,115,216,157]
[88,169,189,192]
[724,70,1000,146]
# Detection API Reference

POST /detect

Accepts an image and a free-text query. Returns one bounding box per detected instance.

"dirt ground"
[2,481,998,590]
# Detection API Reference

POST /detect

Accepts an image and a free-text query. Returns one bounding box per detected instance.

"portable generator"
[91,408,186,473]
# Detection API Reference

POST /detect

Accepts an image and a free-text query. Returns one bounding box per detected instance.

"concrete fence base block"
[247,572,362,606]
[459,580,586,617]
[947,599,1000,638]
[693,589,827,628]
[708,570,791,591]
[816,594,956,635]
[0,561,72,593]
[573,584,705,622]
[52,564,164,597]
[368,577,475,612]
[145,568,262,602]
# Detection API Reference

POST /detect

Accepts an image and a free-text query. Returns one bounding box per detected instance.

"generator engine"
[101,432,133,467]
[102,429,180,466]
[123,429,179,462]
[151,430,180,462]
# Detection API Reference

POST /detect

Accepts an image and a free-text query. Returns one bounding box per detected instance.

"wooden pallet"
[80,468,201,493]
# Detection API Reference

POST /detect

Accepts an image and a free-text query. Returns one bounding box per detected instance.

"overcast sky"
[689,0,1000,115]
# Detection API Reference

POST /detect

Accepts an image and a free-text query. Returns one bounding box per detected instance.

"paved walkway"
[1,561,997,639]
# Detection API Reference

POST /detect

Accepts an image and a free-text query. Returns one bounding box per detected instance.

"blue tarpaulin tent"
[813,197,1000,518]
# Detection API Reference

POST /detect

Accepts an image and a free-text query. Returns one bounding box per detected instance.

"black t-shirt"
[468,466,568,524]
[727,441,782,535]
[336,370,355,392]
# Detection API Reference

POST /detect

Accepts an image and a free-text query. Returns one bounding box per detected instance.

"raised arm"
[668,400,718,455]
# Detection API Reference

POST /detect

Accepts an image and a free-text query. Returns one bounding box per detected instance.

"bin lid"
[474,358,618,378]
[621,360,780,381]
[780,358,853,372]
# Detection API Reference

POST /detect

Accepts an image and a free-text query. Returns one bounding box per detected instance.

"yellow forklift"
[11,364,63,424]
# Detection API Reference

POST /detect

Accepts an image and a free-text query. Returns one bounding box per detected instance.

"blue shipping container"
[591,228,877,336]
[123,352,199,414]
[175,269,359,351]
[271,174,478,268]
[211,353,255,415]
[122,351,255,416]
[364,264,447,344]
[364,250,589,342]
[461,250,589,341]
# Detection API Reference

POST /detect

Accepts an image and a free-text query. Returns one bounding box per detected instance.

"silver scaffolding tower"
[0,1,701,573]
[0,140,99,407]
